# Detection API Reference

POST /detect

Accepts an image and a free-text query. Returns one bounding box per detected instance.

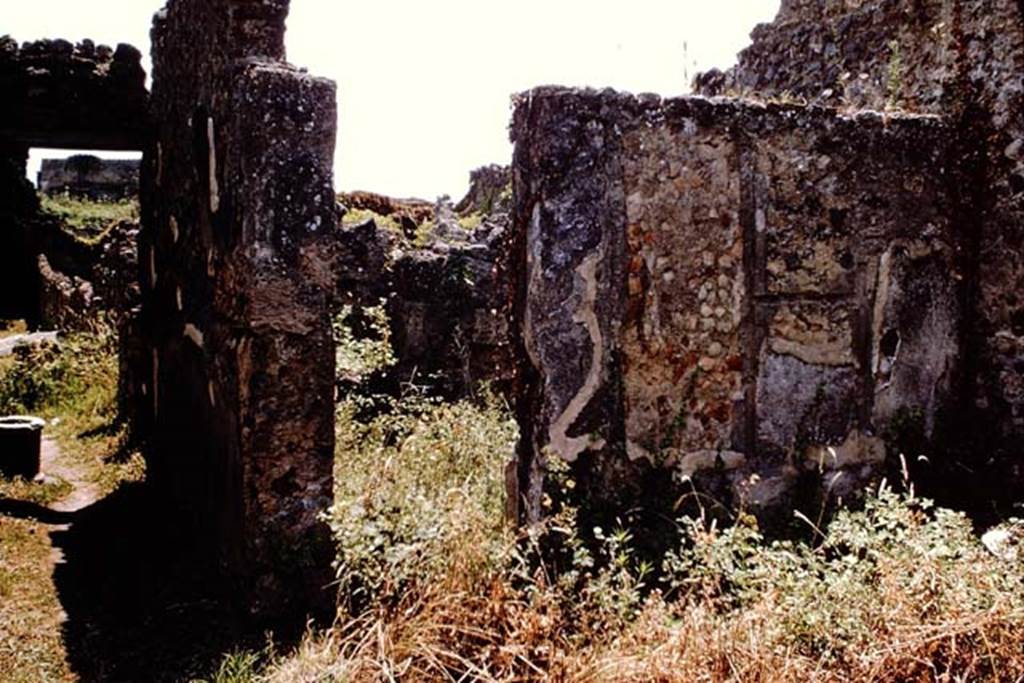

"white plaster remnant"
[207,248,215,277]
[770,337,854,366]
[522,204,545,372]
[208,380,217,407]
[176,286,183,311]
[208,117,220,214]
[755,207,767,233]
[170,215,179,243]
[547,242,608,462]
[184,323,205,349]
[871,247,895,379]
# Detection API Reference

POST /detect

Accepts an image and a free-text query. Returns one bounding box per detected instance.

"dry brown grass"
[254,477,1024,683]
[259,563,1024,683]
[0,517,74,683]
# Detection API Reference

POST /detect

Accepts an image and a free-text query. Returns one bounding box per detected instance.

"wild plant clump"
[39,194,138,244]
[0,322,117,420]
[256,407,1024,682]
[209,309,1024,682]
[328,390,516,611]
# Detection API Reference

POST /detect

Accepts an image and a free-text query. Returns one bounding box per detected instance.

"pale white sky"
[12,0,780,199]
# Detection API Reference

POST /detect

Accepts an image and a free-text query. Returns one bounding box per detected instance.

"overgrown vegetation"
[39,193,138,243]
[200,310,1024,682]
[886,39,905,111]
[0,319,144,503]
[333,303,395,384]
[343,207,402,235]
[329,392,516,611]
[0,318,144,681]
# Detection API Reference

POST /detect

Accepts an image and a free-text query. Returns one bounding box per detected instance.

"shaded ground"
[0,433,264,682]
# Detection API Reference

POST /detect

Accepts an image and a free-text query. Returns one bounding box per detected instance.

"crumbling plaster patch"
[547,244,608,462]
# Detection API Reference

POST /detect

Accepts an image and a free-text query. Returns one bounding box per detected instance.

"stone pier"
[139,0,338,615]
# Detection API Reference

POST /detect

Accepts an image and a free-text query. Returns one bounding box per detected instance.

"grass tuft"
[39,193,138,244]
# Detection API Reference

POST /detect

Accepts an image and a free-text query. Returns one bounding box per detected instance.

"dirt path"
[0,434,92,683]
[38,435,104,606]
[42,436,102,514]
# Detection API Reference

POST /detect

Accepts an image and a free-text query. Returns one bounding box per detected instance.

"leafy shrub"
[333,302,395,384]
[328,390,516,609]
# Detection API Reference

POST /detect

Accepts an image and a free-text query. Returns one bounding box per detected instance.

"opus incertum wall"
[140,0,337,616]
[510,88,963,526]
[699,0,1024,510]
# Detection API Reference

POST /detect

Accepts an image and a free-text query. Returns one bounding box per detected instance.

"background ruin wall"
[140,0,337,615]
[0,37,148,323]
[39,156,140,200]
[698,0,1024,503]
[511,89,963,526]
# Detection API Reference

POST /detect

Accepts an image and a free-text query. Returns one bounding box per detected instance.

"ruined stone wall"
[39,156,140,199]
[697,0,1024,504]
[511,88,962,526]
[335,171,514,399]
[0,36,148,150]
[140,0,337,615]
[0,35,148,325]
[0,142,39,321]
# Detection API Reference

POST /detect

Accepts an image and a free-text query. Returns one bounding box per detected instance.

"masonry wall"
[140,0,337,615]
[0,36,148,150]
[697,0,1024,501]
[39,156,140,199]
[511,88,962,525]
[0,142,38,321]
[0,36,148,323]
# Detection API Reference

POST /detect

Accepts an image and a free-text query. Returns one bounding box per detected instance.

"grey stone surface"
[0,331,58,356]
